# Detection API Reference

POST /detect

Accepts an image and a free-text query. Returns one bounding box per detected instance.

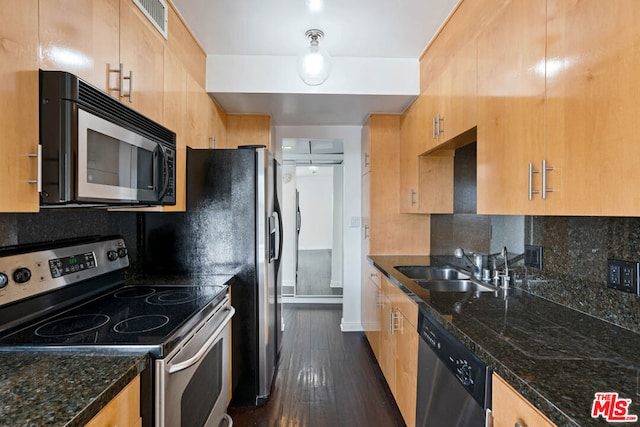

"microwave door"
[77,109,157,203]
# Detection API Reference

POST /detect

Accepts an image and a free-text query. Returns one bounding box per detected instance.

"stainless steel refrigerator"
[143,146,283,406]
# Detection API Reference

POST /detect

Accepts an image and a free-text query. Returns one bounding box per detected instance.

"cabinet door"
[362,267,381,359]
[379,295,396,393]
[224,115,271,150]
[399,98,421,213]
[545,0,640,216]
[119,0,164,123]
[476,0,546,215]
[209,98,227,149]
[39,0,119,95]
[492,373,555,427]
[0,0,39,212]
[362,122,371,174]
[393,311,418,427]
[159,49,187,212]
[86,375,141,427]
[185,74,211,149]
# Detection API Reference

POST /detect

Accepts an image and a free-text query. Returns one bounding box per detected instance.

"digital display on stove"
[49,252,96,278]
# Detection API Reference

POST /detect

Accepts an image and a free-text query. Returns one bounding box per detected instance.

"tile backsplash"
[0,210,140,277]
[431,214,640,333]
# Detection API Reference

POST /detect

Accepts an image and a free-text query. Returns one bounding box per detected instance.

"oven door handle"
[168,306,235,374]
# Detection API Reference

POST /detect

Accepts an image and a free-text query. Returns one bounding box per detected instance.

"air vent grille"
[78,80,175,145]
[133,0,168,39]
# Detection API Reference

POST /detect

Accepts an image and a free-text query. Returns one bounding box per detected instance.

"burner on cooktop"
[113,315,171,334]
[35,314,110,337]
[114,288,156,299]
[145,290,200,305]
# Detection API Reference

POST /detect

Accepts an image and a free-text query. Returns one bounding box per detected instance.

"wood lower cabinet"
[362,264,381,358]
[0,0,40,212]
[365,273,419,427]
[492,373,556,427]
[85,375,142,427]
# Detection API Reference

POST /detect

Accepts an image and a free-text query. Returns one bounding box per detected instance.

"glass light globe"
[297,31,332,86]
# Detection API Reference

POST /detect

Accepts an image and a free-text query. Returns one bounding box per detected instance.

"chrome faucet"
[499,246,510,288]
[454,248,483,280]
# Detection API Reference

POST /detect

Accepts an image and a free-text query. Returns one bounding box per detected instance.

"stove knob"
[13,268,32,284]
[107,250,119,261]
[0,273,8,288]
[117,247,128,258]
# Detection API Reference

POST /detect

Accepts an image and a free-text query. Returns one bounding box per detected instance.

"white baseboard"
[329,280,343,288]
[283,296,342,304]
[340,319,364,332]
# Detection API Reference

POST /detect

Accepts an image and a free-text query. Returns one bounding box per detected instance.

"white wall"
[281,164,298,292]
[296,167,333,250]
[274,125,363,332]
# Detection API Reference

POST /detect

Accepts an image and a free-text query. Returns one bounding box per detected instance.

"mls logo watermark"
[591,392,638,422]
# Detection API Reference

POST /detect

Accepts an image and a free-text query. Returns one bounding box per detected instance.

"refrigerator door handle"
[272,211,282,262]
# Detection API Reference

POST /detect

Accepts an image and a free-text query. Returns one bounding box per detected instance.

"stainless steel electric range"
[0,235,234,427]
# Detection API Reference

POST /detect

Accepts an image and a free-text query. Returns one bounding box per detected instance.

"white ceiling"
[170,0,459,126]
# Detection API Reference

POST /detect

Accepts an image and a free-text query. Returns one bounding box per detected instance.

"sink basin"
[394,265,471,281]
[414,279,495,292]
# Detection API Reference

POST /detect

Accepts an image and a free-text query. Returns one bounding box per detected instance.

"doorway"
[281,139,343,302]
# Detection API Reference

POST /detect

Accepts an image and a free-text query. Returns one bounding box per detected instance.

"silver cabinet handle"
[515,422,528,427]
[410,189,417,206]
[438,114,444,136]
[528,162,540,200]
[109,64,133,102]
[364,152,370,168]
[390,311,402,334]
[364,224,369,240]
[432,116,438,139]
[542,159,554,200]
[27,145,41,192]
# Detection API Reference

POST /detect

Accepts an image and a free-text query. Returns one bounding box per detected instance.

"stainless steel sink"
[394,265,495,292]
[414,279,495,293]
[394,265,471,280]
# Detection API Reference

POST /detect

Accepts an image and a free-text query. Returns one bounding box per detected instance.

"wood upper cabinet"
[400,98,454,215]
[476,0,546,215]
[492,373,556,427]
[0,0,40,212]
[420,2,477,152]
[365,115,430,255]
[119,0,164,123]
[479,0,640,216]
[39,0,120,95]
[86,375,142,427]
[544,0,640,216]
[223,115,272,151]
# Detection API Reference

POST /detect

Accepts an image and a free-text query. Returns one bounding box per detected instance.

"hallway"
[228,304,405,426]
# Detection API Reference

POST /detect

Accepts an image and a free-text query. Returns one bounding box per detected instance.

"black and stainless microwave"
[39,70,176,207]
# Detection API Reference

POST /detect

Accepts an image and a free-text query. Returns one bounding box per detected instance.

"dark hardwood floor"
[228,304,405,427]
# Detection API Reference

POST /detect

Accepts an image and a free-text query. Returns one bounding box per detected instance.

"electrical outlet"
[524,245,543,270]
[607,259,639,294]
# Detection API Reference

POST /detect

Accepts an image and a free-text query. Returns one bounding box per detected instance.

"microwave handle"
[157,144,170,201]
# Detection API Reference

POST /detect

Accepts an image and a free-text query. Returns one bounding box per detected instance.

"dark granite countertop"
[369,255,640,427]
[0,352,148,426]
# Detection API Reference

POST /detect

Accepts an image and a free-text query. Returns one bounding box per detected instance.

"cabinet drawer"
[367,264,381,287]
[85,375,141,427]
[381,276,418,328]
[492,373,555,427]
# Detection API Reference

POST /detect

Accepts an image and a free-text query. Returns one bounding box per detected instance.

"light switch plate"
[524,245,543,270]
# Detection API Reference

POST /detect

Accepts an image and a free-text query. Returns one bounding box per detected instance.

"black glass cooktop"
[0,284,227,355]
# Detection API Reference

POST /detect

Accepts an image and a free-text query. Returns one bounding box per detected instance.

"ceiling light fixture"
[297,29,332,86]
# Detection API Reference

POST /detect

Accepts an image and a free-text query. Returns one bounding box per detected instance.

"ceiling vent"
[132,0,168,39]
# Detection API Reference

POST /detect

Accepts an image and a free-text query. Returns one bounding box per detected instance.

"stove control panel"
[0,237,129,307]
[49,252,96,278]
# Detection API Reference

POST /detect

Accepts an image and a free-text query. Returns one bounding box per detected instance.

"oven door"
[77,108,171,204]
[155,300,234,427]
